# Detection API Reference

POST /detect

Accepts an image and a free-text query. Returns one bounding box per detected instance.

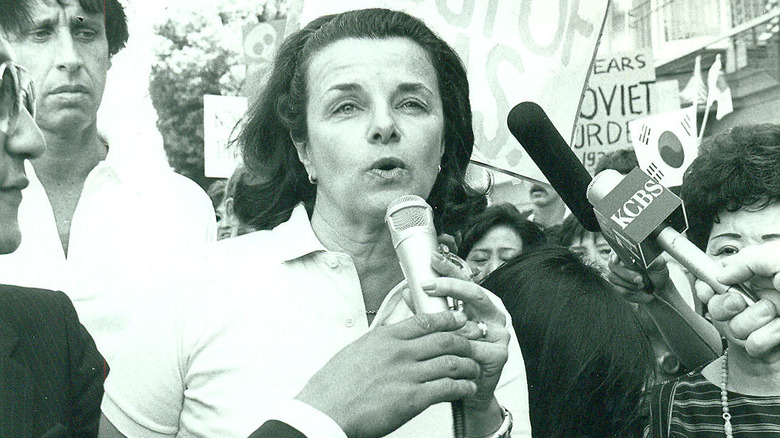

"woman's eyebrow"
[326,83,363,93]
[396,82,433,96]
[709,232,741,240]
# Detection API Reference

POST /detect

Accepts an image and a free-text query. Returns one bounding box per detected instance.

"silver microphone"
[385,195,450,314]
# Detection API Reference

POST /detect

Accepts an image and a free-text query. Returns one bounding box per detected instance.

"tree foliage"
[149,0,288,189]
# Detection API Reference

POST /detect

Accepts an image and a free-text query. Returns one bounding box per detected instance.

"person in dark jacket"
[1,3,107,436]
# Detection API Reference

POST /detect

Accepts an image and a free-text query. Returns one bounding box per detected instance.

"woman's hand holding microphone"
[425,252,513,437]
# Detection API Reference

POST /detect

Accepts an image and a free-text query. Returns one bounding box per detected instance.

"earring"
[308,174,317,184]
[437,164,442,174]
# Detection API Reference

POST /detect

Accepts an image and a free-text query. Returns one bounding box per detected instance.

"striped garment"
[654,368,780,437]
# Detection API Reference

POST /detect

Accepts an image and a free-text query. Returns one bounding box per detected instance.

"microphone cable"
[452,399,465,438]
[441,251,470,438]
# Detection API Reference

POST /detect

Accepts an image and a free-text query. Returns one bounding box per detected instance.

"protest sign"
[203,95,248,178]
[574,49,681,173]
[242,19,286,100]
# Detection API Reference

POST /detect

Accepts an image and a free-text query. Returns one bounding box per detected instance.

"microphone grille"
[385,195,432,232]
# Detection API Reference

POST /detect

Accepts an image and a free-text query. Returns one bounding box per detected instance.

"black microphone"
[506,101,753,369]
[507,101,757,304]
[507,101,600,231]
[385,195,449,314]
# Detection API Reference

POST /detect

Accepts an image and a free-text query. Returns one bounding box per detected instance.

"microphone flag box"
[592,167,688,269]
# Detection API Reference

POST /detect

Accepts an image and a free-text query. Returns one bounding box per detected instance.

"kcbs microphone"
[587,168,759,305]
[507,100,758,306]
[507,101,742,369]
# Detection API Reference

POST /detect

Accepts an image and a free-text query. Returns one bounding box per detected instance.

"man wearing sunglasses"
[1,6,106,434]
[0,0,216,365]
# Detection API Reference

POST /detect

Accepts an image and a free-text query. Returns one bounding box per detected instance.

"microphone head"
[507,101,601,232]
[385,195,449,314]
[385,195,435,247]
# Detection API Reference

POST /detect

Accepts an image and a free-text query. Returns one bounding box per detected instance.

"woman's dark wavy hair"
[481,246,654,438]
[0,0,128,57]
[680,123,780,251]
[235,8,486,234]
[458,203,546,259]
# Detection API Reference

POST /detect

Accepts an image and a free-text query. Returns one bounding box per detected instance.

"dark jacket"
[248,420,307,438]
[0,285,106,438]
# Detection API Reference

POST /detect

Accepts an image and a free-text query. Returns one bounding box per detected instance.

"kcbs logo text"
[610,180,664,229]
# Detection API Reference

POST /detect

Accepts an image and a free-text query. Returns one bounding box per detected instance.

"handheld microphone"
[507,101,757,304]
[506,101,752,368]
[385,195,450,314]
[507,101,600,232]
[587,169,758,305]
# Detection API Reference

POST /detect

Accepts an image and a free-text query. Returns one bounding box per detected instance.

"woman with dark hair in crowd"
[481,246,655,437]
[556,215,613,274]
[610,124,780,437]
[213,164,257,240]
[100,8,529,438]
[459,203,546,282]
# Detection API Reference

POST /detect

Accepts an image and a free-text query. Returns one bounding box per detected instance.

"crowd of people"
[2,1,780,438]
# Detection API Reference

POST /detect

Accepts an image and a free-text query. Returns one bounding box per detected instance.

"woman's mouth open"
[369,158,408,179]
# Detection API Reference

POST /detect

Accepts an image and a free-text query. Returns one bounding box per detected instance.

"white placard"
[203,94,248,178]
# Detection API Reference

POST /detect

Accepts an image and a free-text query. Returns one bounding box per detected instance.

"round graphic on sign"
[658,131,685,168]
[244,22,277,62]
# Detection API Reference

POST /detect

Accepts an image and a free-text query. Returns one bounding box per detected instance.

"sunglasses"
[0,61,36,136]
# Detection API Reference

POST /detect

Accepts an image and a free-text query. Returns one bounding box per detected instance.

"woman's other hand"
[606,253,670,304]
[696,241,780,362]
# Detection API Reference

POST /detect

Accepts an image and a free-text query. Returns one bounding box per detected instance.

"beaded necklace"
[720,348,732,438]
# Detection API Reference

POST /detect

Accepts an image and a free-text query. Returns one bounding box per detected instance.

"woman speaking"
[99,8,530,438]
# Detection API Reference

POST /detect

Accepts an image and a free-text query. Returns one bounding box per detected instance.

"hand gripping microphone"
[385,195,450,314]
[506,101,757,304]
[587,169,758,305]
[507,101,755,368]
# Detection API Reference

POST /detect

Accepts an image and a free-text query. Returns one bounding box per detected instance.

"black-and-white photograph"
[1,0,779,436]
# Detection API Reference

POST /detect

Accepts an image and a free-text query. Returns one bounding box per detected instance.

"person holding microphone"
[99,8,529,438]
[609,124,780,437]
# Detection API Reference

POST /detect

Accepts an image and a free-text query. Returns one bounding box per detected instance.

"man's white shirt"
[0,142,216,363]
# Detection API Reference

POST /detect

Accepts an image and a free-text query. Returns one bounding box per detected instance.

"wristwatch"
[478,405,512,438]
